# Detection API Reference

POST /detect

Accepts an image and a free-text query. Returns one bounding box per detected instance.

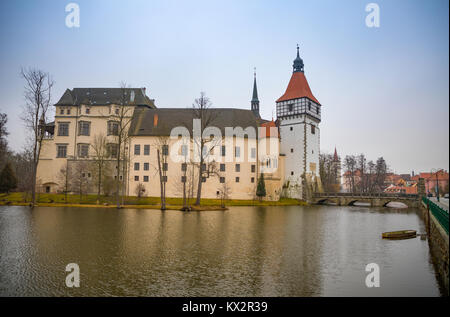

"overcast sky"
[0,0,448,174]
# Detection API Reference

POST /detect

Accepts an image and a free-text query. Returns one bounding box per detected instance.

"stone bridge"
[312,192,420,208]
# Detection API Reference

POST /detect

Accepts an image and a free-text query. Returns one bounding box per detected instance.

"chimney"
[153,113,158,127]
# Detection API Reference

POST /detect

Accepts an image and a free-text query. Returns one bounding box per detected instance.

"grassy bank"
[0,192,307,210]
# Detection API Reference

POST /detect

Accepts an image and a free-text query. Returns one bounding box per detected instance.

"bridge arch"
[317,198,339,205]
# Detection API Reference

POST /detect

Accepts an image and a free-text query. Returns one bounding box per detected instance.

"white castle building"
[36,47,322,201]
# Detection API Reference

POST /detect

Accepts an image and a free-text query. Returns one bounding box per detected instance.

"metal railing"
[314,192,418,199]
[422,196,449,235]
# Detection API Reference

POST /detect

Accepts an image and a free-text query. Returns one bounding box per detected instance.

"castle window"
[202,177,207,183]
[235,177,240,183]
[235,146,240,158]
[221,146,226,156]
[60,109,64,115]
[162,145,169,156]
[107,121,119,135]
[316,107,319,115]
[144,163,149,171]
[291,148,293,153]
[291,171,294,176]
[134,176,139,181]
[78,121,91,136]
[56,145,67,158]
[162,176,167,182]
[181,163,187,172]
[290,127,293,131]
[58,123,69,136]
[251,177,255,183]
[308,102,311,111]
[134,144,141,155]
[67,109,71,115]
[134,163,140,171]
[181,176,186,183]
[86,108,90,114]
[220,177,225,183]
[311,125,316,134]
[235,164,240,172]
[288,104,293,112]
[144,145,150,155]
[77,143,89,158]
[107,143,118,158]
[144,176,149,182]
[220,164,225,172]
[163,163,168,171]
[181,145,187,156]
[251,165,256,173]
[115,108,119,115]
[251,147,256,159]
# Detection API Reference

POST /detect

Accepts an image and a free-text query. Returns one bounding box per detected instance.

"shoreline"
[0,193,308,211]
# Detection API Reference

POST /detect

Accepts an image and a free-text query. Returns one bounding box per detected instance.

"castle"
[37,47,322,201]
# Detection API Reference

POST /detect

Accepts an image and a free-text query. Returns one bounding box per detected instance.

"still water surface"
[0,205,441,296]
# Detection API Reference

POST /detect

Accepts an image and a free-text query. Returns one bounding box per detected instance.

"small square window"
[220,177,225,183]
[67,109,71,115]
[202,177,206,183]
[251,165,256,173]
[143,176,149,182]
[251,177,255,183]
[181,176,186,183]
[144,145,150,155]
[220,164,225,172]
[290,127,293,131]
[144,163,149,171]
[291,171,294,176]
[291,148,294,153]
[60,109,64,115]
[235,177,240,183]
[134,176,139,181]
[86,108,90,114]
[134,163,140,171]
[235,164,240,172]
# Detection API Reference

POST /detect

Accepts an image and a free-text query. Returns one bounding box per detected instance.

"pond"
[0,205,442,296]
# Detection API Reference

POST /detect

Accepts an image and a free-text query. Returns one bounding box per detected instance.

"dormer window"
[60,109,64,115]
[67,108,71,115]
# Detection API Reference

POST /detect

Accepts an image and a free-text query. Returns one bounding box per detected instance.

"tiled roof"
[276,72,320,104]
[129,107,263,137]
[55,88,156,108]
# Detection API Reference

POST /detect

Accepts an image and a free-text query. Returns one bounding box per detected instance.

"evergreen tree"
[0,162,18,193]
[256,173,266,201]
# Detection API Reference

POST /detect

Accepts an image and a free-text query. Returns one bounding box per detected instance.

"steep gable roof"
[276,72,320,104]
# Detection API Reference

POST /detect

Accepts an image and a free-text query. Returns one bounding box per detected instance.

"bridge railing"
[314,192,418,199]
[422,197,449,235]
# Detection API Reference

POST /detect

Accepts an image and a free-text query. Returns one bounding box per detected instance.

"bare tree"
[58,161,71,203]
[190,92,220,206]
[70,160,92,203]
[20,68,54,206]
[0,112,9,169]
[135,182,146,199]
[91,134,109,202]
[217,181,232,208]
[343,155,357,193]
[111,82,134,208]
[357,153,367,193]
[153,136,169,210]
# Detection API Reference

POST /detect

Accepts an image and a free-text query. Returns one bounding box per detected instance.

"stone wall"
[421,202,449,296]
